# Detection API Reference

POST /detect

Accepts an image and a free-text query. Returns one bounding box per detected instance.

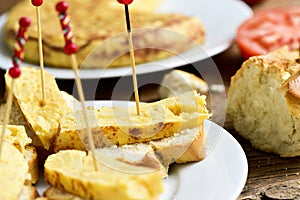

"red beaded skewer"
[56,1,97,171]
[0,17,31,160]
[56,2,78,55]
[31,0,46,106]
[117,0,140,116]
[12,17,31,67]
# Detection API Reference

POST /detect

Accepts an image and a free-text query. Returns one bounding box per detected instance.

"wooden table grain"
[0,0,300,199]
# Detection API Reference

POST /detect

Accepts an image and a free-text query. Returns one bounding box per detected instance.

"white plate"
[36,100,248,200]
[0,0,252,79]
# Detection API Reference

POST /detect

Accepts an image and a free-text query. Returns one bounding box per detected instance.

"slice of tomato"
[236,7,300,59]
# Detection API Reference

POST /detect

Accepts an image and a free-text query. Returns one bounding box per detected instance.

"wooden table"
[1,0,300,199]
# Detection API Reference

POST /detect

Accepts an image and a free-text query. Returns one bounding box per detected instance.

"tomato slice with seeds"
[236,7,300,59]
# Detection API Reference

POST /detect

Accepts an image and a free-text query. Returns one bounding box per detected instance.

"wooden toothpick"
[118,0,140,115]
[31,0,46,106]
[0,17,31,160]
[56,1,98,171]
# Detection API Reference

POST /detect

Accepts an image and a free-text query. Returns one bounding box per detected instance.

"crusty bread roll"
[159,70,209,99]
[226,46,300,157]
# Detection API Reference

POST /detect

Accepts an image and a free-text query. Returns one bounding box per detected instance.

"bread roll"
[159,70,208,98]
[226,46,300,157]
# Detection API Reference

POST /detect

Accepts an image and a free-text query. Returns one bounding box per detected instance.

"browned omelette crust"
[4,0,205,69]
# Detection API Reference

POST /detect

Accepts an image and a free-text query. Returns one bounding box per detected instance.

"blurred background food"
[2,0,205,69]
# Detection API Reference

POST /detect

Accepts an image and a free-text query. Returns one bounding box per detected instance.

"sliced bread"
[150,126,206,167]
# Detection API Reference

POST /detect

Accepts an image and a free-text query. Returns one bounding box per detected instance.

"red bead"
[64,43,78,55]
[8,66,21,78]
[19,17,31,28]
[31,0,43,6]
[117,0,134,5]
[56,1,69,13]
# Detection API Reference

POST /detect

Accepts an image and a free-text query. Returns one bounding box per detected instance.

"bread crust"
[19,186,39,200]
[227,46,300,157]
[25,146,39,184]
[43,187,84,200]
[175,127,206,163]
[151,126,206,167]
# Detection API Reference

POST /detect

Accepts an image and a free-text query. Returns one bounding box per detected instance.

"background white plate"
[36,100,248,200]
[0,0,252,79]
